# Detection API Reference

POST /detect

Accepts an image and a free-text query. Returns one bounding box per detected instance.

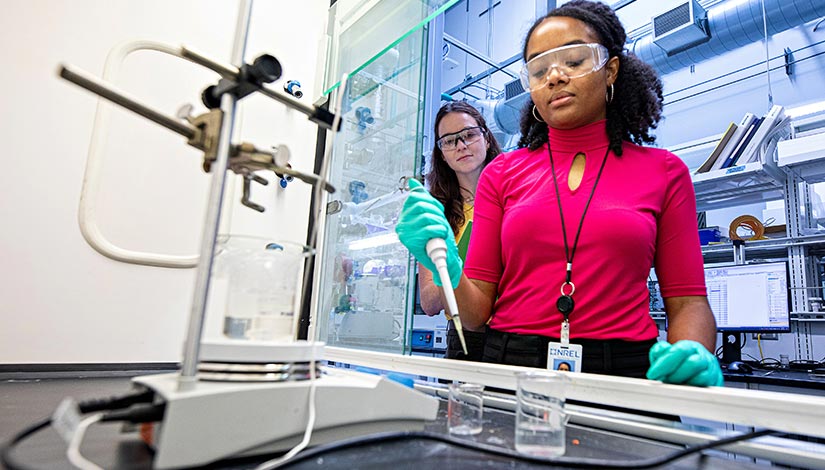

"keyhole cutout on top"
[568,152,586,191]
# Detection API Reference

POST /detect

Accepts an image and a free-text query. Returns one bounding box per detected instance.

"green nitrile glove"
[395,179,463,288]
[646,340,724,387]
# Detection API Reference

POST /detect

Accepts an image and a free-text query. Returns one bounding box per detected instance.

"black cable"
[759,357,781,370]
[275,429,780,469]
[0,417,51,470]
[0,388,157,470]
[743,353,761,364]
[77,388,155,413]
[100,403,166,424]
[665,49,825,107]
[663,39,825,99]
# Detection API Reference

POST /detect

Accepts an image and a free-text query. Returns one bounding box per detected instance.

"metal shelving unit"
[778,132,825,184]
[692,160,786,212]
[682,121,825,333]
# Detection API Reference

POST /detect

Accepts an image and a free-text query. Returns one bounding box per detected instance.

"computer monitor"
[704,262,790,363]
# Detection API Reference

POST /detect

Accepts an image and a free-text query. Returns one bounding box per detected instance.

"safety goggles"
[519,43,609,92]
[436,126,485,151]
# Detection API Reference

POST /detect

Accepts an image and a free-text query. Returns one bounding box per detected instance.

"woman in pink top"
[397,0,721,386]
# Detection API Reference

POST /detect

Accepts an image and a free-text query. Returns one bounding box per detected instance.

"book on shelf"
[695,122,737,174]
[711,112,756,171]
[737,104,786,165]
[724,116,764,167]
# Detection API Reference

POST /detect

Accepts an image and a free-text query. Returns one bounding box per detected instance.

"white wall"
[0,0,329,364]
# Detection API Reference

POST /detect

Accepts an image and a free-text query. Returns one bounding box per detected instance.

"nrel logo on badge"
[548,347,581,358]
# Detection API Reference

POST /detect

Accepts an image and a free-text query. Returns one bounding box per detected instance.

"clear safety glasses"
[436,126,485,151]
[519,43,609,92]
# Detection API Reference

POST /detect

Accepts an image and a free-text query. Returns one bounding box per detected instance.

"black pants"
[482,327,656,379]
[482,328,677,421]
[445,320,486,362]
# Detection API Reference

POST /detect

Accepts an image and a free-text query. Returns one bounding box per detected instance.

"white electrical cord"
[253,72,349,470]
[66,413,104,470]
[79,40,202,268]
[253,359,318,470]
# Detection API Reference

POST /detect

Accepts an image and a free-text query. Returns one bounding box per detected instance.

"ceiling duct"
[469,78,528,141]
[651,0,710,56]
[635,0,825,75]
[496,78,529,135]
[471,0,825,139]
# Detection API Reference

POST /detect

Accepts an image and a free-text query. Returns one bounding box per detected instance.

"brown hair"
[427,101,502,234]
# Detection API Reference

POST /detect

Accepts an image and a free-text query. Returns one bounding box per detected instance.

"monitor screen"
[704,262,790,332]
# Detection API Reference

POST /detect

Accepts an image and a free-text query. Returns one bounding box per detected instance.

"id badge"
[547,342,583,372]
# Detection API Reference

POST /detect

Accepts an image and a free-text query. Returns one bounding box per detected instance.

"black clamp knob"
[201,54,283,109]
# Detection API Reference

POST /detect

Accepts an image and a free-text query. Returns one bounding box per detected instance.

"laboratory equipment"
[705,261,790,363]
[59,57,335,214]
[426,238,468,356]
[447,382,484,435]
[133,360,437,468]
[515,371,569,458]
[56,2,441,467]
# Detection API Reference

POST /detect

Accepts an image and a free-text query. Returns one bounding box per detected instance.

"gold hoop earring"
[532,105,544,123]
[606,84,614,104]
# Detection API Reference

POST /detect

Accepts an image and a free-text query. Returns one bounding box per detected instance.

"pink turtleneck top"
[464,120,706,341]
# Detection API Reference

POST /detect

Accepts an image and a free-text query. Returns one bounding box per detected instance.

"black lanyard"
[547,143,611,329]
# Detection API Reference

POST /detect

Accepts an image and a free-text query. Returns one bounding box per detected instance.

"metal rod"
[256,86,318,119]
[443,33,518,79]
[181,45,328,126]
[179,0,253,387]
[180,46,240,79]
[58,64,197,140]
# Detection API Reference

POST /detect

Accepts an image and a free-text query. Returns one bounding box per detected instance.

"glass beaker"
[218,236,307,342]
[515,371,569,457]
[448,382,484,435]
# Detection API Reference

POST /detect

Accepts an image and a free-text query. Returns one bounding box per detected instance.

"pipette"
[426,238,468,356]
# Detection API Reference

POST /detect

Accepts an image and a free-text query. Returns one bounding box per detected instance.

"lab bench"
[0,375,775,469]
[723,368,825,395]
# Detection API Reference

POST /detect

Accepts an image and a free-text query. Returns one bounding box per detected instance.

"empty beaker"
[515,371,569,457]
[448,382,484,435]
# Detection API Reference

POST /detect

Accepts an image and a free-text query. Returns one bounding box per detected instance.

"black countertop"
[1,376,771,469]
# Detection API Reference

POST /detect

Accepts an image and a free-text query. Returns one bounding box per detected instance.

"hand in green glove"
[395,179,463,288]
[646,340,724,387]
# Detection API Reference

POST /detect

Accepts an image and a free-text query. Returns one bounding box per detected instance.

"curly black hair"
[427,101,502,234]
[516,0,664,156]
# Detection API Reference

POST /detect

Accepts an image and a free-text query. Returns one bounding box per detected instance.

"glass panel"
[314,7,437,354]
[323,0,459,95]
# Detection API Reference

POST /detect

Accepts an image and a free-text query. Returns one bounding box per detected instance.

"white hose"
[78,40,201,268]
[66,413,104,470]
